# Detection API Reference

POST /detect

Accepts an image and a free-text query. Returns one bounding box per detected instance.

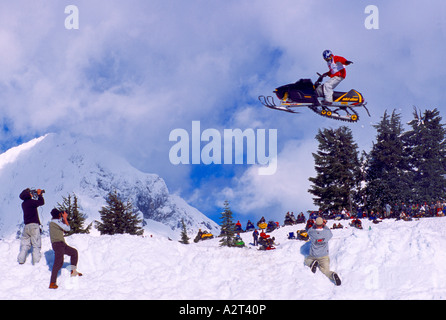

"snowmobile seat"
[293,79,315,93]
[274,79,317,103]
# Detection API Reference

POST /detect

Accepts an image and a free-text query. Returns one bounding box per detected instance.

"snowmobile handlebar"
[315,72,325,87]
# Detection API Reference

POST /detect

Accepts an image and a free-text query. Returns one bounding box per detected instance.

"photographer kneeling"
[49,209,82,289]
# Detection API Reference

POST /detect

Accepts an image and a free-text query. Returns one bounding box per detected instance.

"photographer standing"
[49,209,82,289]
[17,188,45,265]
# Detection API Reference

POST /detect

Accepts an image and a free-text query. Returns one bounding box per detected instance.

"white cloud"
[0,0,445,221]
[220,138,318,220]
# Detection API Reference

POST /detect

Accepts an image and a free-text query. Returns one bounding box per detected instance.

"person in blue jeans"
[252,229,259,246]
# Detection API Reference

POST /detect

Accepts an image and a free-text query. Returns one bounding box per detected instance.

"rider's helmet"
[323,50,333,61]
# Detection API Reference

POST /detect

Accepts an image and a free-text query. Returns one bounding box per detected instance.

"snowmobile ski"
[258,96,299,114]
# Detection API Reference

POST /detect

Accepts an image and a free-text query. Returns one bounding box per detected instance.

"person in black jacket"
[17,188,45,265]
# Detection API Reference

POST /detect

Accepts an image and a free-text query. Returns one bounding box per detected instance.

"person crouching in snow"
[304,217,341,286]
[49,209,82,289]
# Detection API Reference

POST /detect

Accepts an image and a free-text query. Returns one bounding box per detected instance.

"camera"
[30,189,45,199]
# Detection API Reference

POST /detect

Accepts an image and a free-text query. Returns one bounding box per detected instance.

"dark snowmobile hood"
[19,189,31,201]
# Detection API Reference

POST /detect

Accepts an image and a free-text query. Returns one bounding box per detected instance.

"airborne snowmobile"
[259,73,370,123]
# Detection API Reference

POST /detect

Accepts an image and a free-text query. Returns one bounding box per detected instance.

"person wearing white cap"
[304,217,341,286]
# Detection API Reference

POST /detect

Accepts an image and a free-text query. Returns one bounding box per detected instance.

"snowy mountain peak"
[0,135,46,171]
[0,133,219,239]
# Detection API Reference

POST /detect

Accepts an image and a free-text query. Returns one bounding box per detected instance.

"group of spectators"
[306,200,446,222]
[232,200,446,247]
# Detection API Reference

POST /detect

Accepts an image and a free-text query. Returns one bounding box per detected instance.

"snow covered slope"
[0,133,219,239]
[1,217,445,299]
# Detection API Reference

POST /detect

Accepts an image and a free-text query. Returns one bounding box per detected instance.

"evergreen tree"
[219,200,235,247]
[96,191,144,236]
[356,150,369,208]
[403,108,446,203]
[179,219,190,244]
[308,126,360,212]
[57,193,92,235]
[365,110,411,210]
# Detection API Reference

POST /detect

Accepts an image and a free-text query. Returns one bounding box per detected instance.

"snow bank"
[1,217,446,300]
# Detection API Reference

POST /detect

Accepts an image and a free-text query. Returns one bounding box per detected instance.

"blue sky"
[0,0,445,225]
